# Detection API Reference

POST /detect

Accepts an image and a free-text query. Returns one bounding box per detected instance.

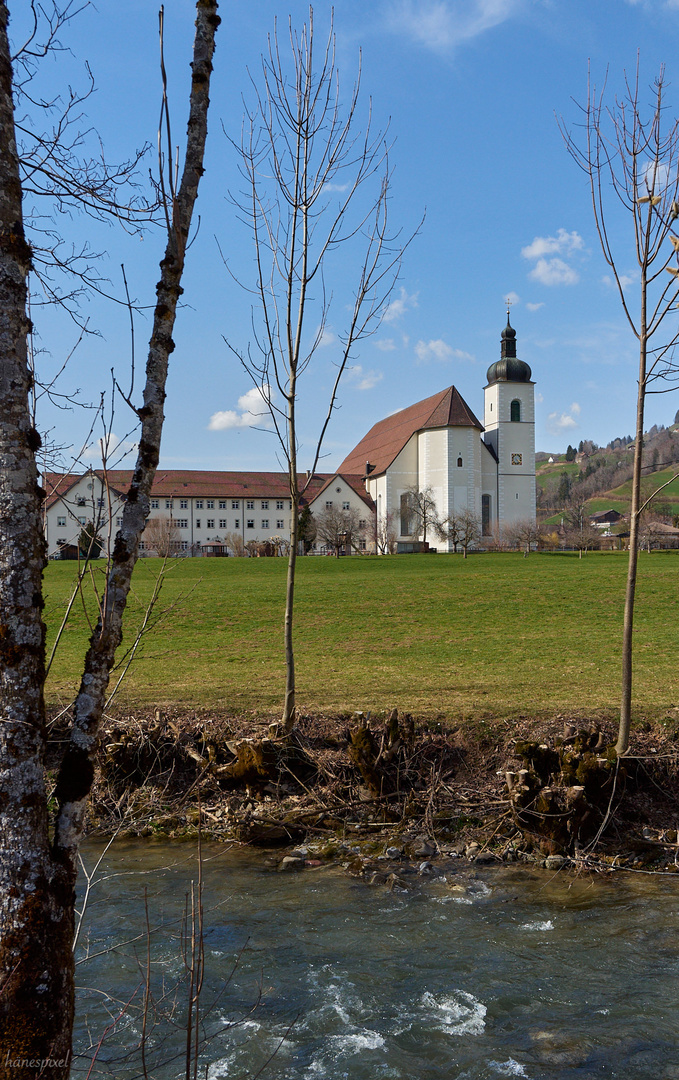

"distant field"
[606,465,679,504]
[43,553,679,723]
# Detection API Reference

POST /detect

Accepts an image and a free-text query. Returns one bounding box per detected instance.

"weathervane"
[505,296,514,318]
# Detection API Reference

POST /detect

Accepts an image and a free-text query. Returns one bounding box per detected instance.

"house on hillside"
[589,509,624,531]
[338,317,536,551]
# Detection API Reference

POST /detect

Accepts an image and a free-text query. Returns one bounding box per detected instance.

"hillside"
[537,421,679,520]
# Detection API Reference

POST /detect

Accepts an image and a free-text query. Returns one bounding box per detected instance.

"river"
[72,839,679,1079]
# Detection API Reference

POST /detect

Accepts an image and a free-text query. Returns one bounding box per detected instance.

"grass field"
[43,552,679,723]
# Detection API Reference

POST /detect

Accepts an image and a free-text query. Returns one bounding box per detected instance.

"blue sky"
[13,0,679,473]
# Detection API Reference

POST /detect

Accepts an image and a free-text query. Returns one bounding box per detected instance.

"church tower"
[483,316,536,531]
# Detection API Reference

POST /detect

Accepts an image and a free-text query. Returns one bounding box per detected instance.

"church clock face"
[511,453,522,465]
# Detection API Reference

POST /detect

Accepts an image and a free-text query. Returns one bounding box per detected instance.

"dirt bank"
[47,707,679,879]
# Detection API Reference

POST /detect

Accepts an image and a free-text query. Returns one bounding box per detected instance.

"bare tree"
[224,530,246,557]
[315,504,361,557]
[228,10,407,731]
[0,3,219,1069]
[376,508,398,554]
[457,508,481,559]
[563,64,679,754]
[404,485,440,545]
[143,515,180,557]
[505,517,541,557]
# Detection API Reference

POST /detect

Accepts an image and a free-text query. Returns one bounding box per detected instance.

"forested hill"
[537,418,679,516]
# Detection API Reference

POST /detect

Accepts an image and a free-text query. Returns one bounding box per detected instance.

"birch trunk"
[0,3,219,1071]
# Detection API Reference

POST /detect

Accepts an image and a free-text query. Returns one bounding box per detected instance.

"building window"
[77,497,86,507]
[177,519,188,528]
[138,541,145,551]
[457,456,463,468]
[150,499,159,509]
[516,492,519,500]
[195,519,201,529]
[207,518,215,529]
[325,500,333,509]
[246,500,254,509]
[207,499,214,509]
[180,541,188,551]
[510,399,521,422]
[97,498,105,508]
[78,516,86,525]
[276,500,284,510]
[57,516,66,527]
[165,499,173,510]
[195,500,203,509]
[277,519,284,529]
[116,518,122,527]
[234,519,240,529]
[232,500,240,510]
[219,500,227,509]
[358,538,367,550]
[400,492,417,537]
[219,519,227,529]
[481,494,491,536]
[261,519,269,529]
[261,500,269,509]
[247,519,254,529]
[342,501,350,510]
[180,499,188,509]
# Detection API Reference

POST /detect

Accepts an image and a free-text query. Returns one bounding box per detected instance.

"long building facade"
[43,320,535,557]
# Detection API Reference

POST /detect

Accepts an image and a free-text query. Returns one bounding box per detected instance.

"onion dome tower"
[483,314,536,530]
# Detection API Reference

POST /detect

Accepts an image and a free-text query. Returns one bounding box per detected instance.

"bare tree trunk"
[283,406,299,732]
[0,4,219,1070]
[0,4,75,1069]
[618,330,647,755]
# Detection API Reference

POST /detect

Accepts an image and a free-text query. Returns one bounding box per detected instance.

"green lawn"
[43,552,679,722]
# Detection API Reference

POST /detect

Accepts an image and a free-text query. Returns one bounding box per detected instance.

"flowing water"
[73,839,679,1079]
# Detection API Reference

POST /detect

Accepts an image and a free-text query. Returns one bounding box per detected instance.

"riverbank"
[49,706,679,878]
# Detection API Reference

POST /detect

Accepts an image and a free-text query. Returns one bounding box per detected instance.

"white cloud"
[526,301,544,311]
[208,385,273,431]
[521,229,584,260]
[535,391,544,404]
[348,365,383,391]
[521,229,583,288]
[601,272,636,289]
[504,290,520,306]
[316,326,337,348]
[384,0,523,53]
[376,338,397,351]
[83,432,137,464]
[321,182,350,193]
[529,257,579,287]
[546,402,581,435]
[415,338,475,363]
[383,286,419,323]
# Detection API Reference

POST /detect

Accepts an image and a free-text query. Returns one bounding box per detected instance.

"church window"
[457,456,463,468]
[481,494,491,536]
[510,399,521,422]
[400,492,417,536]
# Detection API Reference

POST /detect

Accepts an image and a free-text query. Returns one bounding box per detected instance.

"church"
[339,316,536,550]
[42,319,535,556]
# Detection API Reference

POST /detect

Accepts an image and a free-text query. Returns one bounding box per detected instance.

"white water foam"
[520,919,554,931]
[328,1030,386,1053]
[488,1059,528,1076]
[420,989,487,1035]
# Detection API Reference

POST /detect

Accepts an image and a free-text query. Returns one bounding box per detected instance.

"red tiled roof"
[42,468,373,509]
[337,386,483,476]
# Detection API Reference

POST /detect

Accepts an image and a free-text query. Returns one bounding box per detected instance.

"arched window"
[457,456,463,468]
[510,399,521,422]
